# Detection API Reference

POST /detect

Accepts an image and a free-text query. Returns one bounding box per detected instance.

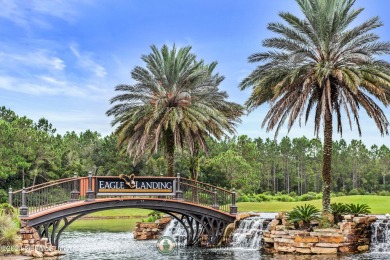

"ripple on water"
[58,231,390,260]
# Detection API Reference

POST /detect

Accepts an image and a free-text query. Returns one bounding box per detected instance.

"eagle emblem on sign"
[119,174,136,189]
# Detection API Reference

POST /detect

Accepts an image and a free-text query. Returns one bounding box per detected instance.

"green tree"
[240,0,390,219]
[107,45,242,176]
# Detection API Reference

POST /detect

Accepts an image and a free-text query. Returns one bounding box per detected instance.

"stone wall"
[17,226,64,258]
[263,213,377,255]
[133,217,171,240]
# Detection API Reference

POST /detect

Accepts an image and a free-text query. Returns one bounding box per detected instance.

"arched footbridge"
[9,173,237,247]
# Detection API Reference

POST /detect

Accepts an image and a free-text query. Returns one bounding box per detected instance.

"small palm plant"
[287,204,321,229]
[331,203,348,223]
[346,203,371,216]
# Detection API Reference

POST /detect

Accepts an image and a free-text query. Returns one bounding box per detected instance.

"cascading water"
[371,218,390,253]
[230,216,271,249]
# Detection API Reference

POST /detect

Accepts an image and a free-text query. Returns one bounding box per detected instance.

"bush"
[336,192,346,197]
[0,215,19,246]
[275,195,294,202]
[289,191,297,198]
[254,194,271,202]
[331,203,348,223]
[346,203,371,215]
[237,195,251,203]
[298,193,317,201]
[348,189,360,195]
[377,190,390,196]
[287,204,321,229]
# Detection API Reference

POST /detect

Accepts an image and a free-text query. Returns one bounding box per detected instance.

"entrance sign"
[96,174,176,196]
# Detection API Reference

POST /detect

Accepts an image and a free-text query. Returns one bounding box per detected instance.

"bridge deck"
[21,198,236,221]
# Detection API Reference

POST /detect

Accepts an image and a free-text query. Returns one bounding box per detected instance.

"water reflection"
[58,231,390,260]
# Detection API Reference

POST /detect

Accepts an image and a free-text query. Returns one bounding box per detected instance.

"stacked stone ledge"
[18,225,64,258]
[263,212,377,255]
[133,216,171,240]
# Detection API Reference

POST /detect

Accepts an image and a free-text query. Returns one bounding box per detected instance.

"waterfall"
[371,219,390,253]
[161,218,193,245]
[230,216,271,249]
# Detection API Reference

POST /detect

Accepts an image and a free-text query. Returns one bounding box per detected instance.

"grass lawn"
[237,195,390,214]
[87,208,152,217]
[66,218,141,232]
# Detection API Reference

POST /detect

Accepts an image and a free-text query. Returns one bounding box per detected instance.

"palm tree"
[240,0,390,220]
[107,45,242,177]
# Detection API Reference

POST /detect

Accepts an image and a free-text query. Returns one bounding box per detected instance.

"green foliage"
[377,190,390,196]
[331,203,348,223]
[106,45,243,176]
[237,195,251,203]
[346,203,371,215]
[287,204,321,229]
[142,211,162,223]
[0,215,19,246]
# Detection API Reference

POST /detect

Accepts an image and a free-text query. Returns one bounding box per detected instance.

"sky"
[1,0,390,147]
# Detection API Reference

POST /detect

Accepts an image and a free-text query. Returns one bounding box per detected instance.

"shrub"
[287,204,321,229]
[336,192,346,197]
[254,194,271,202]
[298,192,317,201]
[331,203,348,223]
[346,203,371,215]
[348,189,359,195]
[275,195,294,202]
[237,195,251,203]
[377,190,390,196]
[0,215,19,246]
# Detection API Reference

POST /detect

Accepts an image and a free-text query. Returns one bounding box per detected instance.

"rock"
[293,242,313,248]
[318,235,344,243]
[339,245,356,253]
[44,251,58,257]
[316,243,343,248]
[294,235,319,243]
[273,230,288,235]
[269,219,280,231]
[296,247,311,254]
[235,213,251,221]
[273,237,294,243]
[357,245,369,252]
[275,244,295,253]
[343,215,353,220]
[276,212,287,220]
[353,217,367,224]
[263,237,274,243]
[275,225,286,231]
[32,250,44,258]
[311,247,337,254]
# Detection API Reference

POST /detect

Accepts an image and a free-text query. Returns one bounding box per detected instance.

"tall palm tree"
[107,45,242,177]
[240,0,390,219]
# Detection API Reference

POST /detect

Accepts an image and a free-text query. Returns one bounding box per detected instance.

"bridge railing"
[9,173,237,217]
[179,177,234,213]
[9,175,86,216]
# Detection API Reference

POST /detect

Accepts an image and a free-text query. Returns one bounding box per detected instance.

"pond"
[57,231,390,260]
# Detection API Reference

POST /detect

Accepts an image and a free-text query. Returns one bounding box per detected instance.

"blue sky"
[1,0,389,147]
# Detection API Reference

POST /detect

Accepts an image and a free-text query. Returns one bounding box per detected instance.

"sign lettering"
[96,175,176,196]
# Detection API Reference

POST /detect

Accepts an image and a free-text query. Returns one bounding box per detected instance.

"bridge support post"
[212,188,219,210]
[229,188,237,214]
[71,173,80,202]
[85,171,95,202]
[19,187,28,217]
[8,187,12,205]
[175,172,184,200]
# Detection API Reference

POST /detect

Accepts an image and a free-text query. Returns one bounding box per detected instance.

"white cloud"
[0,50,65,71]
[70,43,107,77]
[0,0,87,29]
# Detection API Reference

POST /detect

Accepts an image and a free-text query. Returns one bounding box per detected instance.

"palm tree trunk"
[322,108,333,221]
[166,131,175,177]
